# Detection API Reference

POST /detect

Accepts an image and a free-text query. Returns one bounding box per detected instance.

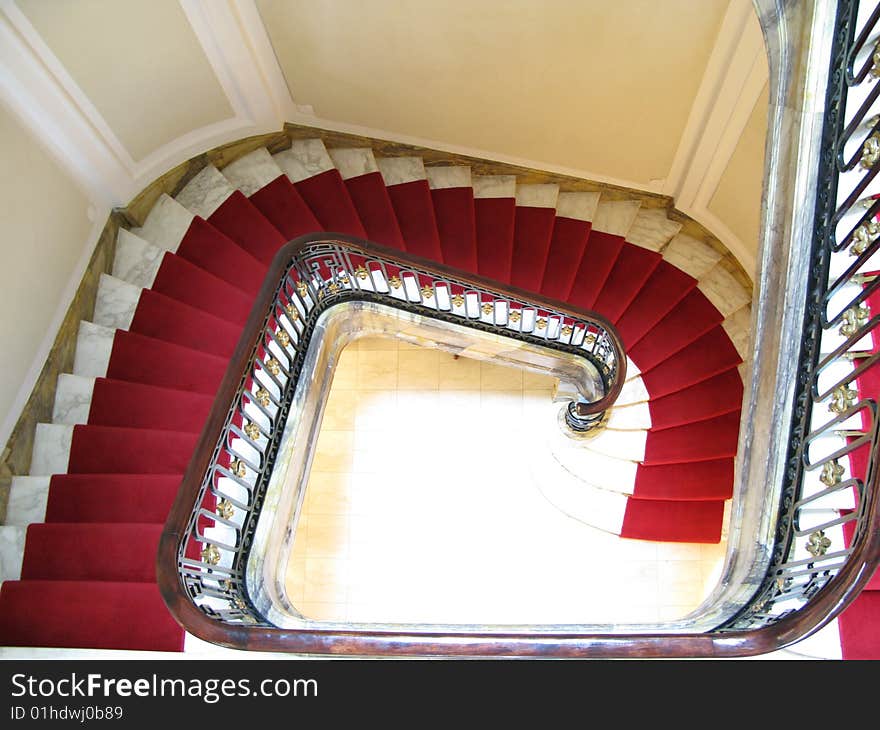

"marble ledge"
[556,192,600,222]
[606,401,652,430]
[72,321,115,379]
[698,265,752,317]
[5,476,50,526]
[131,194,194,253]
[328,148,379,181]
[425,166,472,190]
[222,148,284,197]
[273,139,335,183]
[29,423,73,477]
[0,526,26,582]
[112,229,165,289]
[93,274,142,331]
[473,175,516,199]
[52,374,96,426]
[663,233,724,279]
[515,183,559,209]
[580,427,647,462]
[592,200,641,236]
[722,305,753,361]
[175,165,235,220]
[625,209,682,251]
[377,157,427,186]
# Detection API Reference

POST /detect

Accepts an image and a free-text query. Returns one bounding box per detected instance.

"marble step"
[5,476,50,526]
[528,444,629,534]
[175,164,237,220]
[327,147,380,181]
[29,423,73,476]
[556,191,600,223]
[697,263,752,318]
[514,183,559,211]
[614,374,650,406]
[721,305,752,361]
[625,208,683,252]
[376,156,427,188]
[591,199,641,236]
[72,321,115,379]
[131,193,195,252]
[472,174,516,199]
[661,233,723,278]
[273,138,335,183]
[93,273,142,331]
[578,426,647,462]
[112,229,166,289]
[221,147,285,197]
[0,525,26,583]
[606,401,652,430]
[425,165,472,191]
[51,374,95,426]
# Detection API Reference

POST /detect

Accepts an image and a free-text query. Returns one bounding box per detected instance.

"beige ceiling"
[18,0,233,162]
[256,0,730,187]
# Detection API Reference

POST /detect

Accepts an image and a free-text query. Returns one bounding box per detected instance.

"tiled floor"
[285,335,727,626]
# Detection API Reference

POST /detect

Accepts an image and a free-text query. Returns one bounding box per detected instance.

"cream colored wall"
[17,0,233,162]
[256,0,729,187]
[0,103,93,445]
[708,83,770,255]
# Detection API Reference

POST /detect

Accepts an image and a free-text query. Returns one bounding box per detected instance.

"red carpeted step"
[176,218,268,295]
[87,379,212,433]
[206,191,287,266]
[621,498,725,543]
[151,253,254,326]
[66,424,198,475]
[641,326,743,398]
[294,169,367,238]
[248,174,323,240]
[648,368,743,430]
[840,512,880,590]
[475,197,516,283]
[385,180,443,262]
[106,331,228,395]
[20,523,162,583]
[344,172,406,250]
[838,591,880,659]
[627,289,724,371]
[633,459,734,501]
[44,474,180,524]
[592,244,663,323]
[129,289,243,359]
[615,261,697,348]
[566,231,626,311]
[432,186,478,273]
[0,580,184,651]
[643,411,741,465]
[540,217,592,301]
[510,206,557,292]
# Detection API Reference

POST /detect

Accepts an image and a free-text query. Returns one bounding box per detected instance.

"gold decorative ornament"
[355,265,369,280]
[561,325,573,337]
[244,422,261,440]
[850,219,880,256]
[584,333,597,345]
[451,294,465,308]
[201,544,221,565]
[296,281,309,297]
[388,276,402,289]
[230,459,247,478]
[481,302,494,315]
[265,358,281,376]
[806,530,832,557]
[285,303,300,321]
[217,499,234,520]
[420,285,434,299]
[839,304,870,337]
[861,134,880,170]
[829,384,858,414]
[275,329,291,347]
[509,310,521,323]
[255,388,271,407]
[327,281,340,295]
[871,43,880,78]
[535,317,547,330]
[819,459,845,487]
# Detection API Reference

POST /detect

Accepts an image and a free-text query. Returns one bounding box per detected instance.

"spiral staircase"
[0,136,761,654]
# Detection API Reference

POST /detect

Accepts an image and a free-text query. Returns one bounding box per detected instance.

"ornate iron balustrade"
[158,0,880,656]
[159,234,625,631]
[717,0,880,632]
